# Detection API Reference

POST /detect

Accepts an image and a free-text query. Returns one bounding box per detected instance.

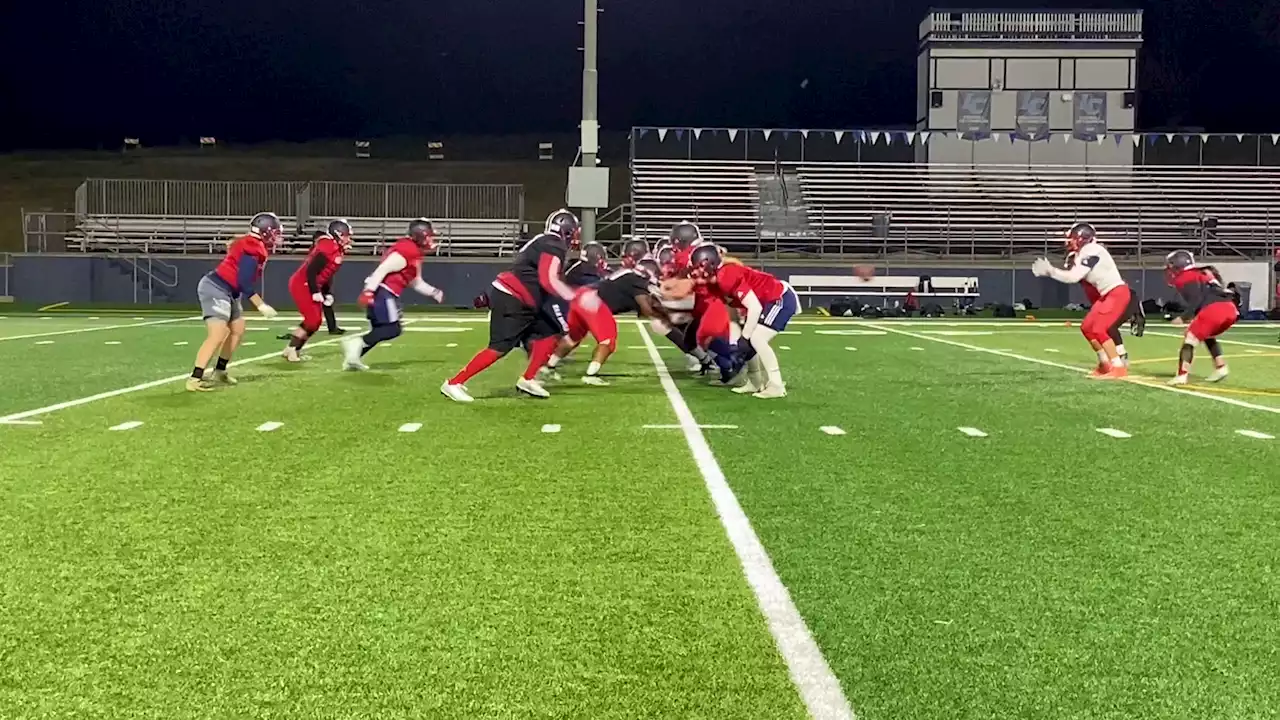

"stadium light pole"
[579,0,599,243]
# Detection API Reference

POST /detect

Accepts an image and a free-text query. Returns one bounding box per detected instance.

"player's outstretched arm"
[411,276,444,303]
[739,290,764,339]
[635,294,669,323]
[538,254,576,301]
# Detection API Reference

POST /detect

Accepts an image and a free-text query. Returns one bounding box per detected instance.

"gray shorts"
[197,275,243,322]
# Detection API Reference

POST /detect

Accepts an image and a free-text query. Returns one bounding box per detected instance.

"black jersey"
[496,232,569,307]
[596,268,654,315]
[565,260,602,287]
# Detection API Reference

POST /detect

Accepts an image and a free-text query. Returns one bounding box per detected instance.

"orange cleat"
[1101,365,1129,380]
[1089,363,1110,378]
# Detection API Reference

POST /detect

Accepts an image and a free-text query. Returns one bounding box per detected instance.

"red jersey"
[378,238,425,297]
[289,235,345,292]
[212,234,268,297]
[716,264,784,306]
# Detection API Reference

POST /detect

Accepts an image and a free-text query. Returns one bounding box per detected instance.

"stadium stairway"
[756,172,810,241]
[105,253,181,304]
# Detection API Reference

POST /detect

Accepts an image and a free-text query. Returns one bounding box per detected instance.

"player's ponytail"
[1203,265,1224,285]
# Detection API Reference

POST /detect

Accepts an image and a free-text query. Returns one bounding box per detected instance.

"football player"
[187,212,281,391]
[441,209,584,402]
[691,244,797,398]
[342,219,444,369]
[284,219,351,362]
[1164,250,1238,385]
[1033,222,1131,379]
[544,264,670,385]
[1066,248,1145,366]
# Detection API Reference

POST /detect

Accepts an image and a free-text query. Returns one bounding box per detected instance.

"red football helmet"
[1064,222,1097,253]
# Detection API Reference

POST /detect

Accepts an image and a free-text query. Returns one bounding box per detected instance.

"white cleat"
[582,375,609,386]
[283,346,309,363]
[1206,366,1229,383]
[1167,374,1189,386]
[516,377,551,398]
[538,367,562,382]
[685,354,703,372]
[440,381,474,403]
[753,384,787,399]
[732,381,761,395]
[341,335,368,371]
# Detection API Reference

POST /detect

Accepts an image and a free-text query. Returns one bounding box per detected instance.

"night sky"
[5,0,1279,150]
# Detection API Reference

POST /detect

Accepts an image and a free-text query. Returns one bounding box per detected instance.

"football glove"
[258,303,278,319]
[357,290,375,308]
[1031,258,1052,278]
[311,292,325,304]
[323,294,335,307]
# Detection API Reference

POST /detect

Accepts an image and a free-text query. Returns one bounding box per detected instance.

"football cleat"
[1089,364,1110,378]
[684,354,703,372]
[1167,374,1190,386]
[516,377,550,398]
[582,375,609,386]
[440,381,474,403]
[1206,366,1229,383]
[1100,366,1128,380]
[537,367,562,382]
[341,335,368,370]
[211,370,237,385]
[185,377,214,392]
[753,384,787,399]
[732,380,761,394]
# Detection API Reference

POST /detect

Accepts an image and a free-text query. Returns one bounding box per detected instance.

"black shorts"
[488,290,565,352]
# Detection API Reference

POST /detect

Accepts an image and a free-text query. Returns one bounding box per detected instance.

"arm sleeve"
[363,252,407,292]
[1177,281,1204,320]
[411,276,440,297]
[237,255,260,297]
[1046,257,1092,284]
[305,254,328,294]
[740,290,764,338]
[538,252,575,301]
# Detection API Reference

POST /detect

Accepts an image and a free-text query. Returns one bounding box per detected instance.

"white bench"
[788,274,980,307]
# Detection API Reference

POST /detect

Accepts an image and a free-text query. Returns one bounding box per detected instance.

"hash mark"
[1096,427,1131,439]
[256,421,283,432]
[1236,429,1275,440]
[109,421,144,431]
[957,427,988,437]
[820,426,846,436]
[541,424,561,433]
[398,423,423,433]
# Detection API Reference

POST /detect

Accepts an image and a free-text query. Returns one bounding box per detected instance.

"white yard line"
[1236,429,1275,440]
[1144,329,1279,351]
[256,421,284,432]
[109,421,144,431]
[635,321,854,720]
[868,323,1280,416]
[642,424,739,430]
[957,427,988,437]
[540,424,561,433]
[819,426,847,436]
[0,335,349,423]
[1096,428,1132,439]
[398,423,423,433]
[0,316,197,343]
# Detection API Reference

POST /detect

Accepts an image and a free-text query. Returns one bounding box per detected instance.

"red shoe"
[1101,365,1129,380]
[1088,363,1109,378]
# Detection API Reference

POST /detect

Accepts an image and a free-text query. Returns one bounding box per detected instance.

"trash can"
[1234,281,1252,311]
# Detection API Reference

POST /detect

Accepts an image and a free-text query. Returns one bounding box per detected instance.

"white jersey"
[1059,242,1125,296]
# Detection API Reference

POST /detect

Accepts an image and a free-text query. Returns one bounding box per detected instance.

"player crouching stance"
[1165,250,1238,386]
[342,219,444,370]
[690,244,797,398]
[284,219,351,362]
[545,258,670,385]
[188,212,281,391]
[1033,222,1131,379]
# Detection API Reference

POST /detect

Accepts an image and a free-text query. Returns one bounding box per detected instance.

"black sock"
[290,333,309,350]
[215,357,229,371]
[1205,338,1223,360]
[323,305,340,331]
[191,366,204,380]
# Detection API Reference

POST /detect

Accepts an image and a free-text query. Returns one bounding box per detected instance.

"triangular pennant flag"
[1199,133,1209,143]
[637,128,649,139]
[1131,134,1141,147]
[781,130,791,140]
[674,129,684,141]
[1181,135,1191,144]
[800,129,808,139]
[1096,134,1107,145]
[1165,133,1175,143]
[992,132,1002,142]
[762,129,773,141]
[920,131,931,144]
[869,131,881,144]
[834,130,845,144]
[886,133,895,145]
[728,129,738,143]
[1236,133,1244,142]
[1115,134,1125,146]
[657,128,668,142]
[906,131,916,144]
[1147,134,1158,146]
[1010,132,1019,143]
[693,128,702,140]
[1062,132,1071,143]
[1272,134,1280,144]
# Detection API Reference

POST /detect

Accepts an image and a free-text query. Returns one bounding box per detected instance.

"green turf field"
[3,311,1279,719]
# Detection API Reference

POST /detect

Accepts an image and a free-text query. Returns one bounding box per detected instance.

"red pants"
[1189,301,1238,341]
[696,298,730,349]
[289,280,323,333]
[568,298,618,347]
[1081,285,1132,344]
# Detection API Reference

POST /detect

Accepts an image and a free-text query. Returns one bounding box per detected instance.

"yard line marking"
[541,424,561,433]
[0,316,196,343]
[780,345,792,350]
[909,346,924,351]
[0,335,349,423]
[1096,428,1131,439]
[398,422,423,433]
[957,427,988,437]
[0,419,42,425]
[1236,429,1275,439]
[844,346,857,351]
[131,316,145,320]
[173,341,188,346]
[642,424,739,430]
[446,343,458,348]
[109,421,144,431]
[35,340,54,345]
[256,421,284,432]
[402,326,471,333]
[104,341,121,345]
[1247,349,1265,354]
[815,329,887,336]
[242,341,257,346]
[868,323,1280,416]
[87,316,99,320]
[819,426,847,435]
[40,317,52,321]
[636,321,854,720]
[1044,348,1061,353]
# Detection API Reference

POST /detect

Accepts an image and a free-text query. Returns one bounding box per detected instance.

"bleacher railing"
[78,179,524,224]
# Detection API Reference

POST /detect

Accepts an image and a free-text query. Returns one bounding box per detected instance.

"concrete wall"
[15,254,1252,311]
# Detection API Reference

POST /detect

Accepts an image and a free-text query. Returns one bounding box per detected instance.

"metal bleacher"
[66,178,525,256]
[631,159,1280,258]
